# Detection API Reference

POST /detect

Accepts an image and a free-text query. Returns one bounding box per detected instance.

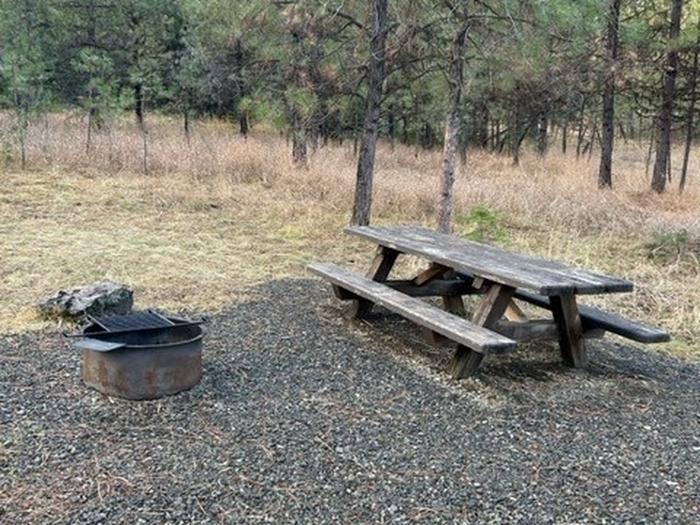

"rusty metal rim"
[105,330,205,350]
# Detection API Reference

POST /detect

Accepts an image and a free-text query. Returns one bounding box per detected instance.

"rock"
[38,281,134,321]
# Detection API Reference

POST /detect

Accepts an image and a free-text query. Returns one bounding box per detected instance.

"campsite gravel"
[1,278,698,524]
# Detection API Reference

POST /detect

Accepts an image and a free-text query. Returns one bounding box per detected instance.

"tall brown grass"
[1,112,699,356]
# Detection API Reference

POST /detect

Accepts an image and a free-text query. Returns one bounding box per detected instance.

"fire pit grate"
[66,310,207,400]
[89,310,175,332]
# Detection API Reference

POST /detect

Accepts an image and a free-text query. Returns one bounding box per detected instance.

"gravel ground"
[1,278,699,524]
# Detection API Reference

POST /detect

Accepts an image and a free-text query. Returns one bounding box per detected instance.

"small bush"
[455,204,509,243]
[644,229,700,265]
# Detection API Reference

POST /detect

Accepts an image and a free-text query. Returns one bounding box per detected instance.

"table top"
[346,225,633,296]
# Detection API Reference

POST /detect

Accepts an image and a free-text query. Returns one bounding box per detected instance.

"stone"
[38,281,134,321]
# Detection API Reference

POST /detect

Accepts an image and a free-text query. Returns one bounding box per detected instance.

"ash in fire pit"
[67,310,206,400]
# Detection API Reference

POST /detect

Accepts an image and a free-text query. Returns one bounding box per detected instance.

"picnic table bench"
[308,225,669,378]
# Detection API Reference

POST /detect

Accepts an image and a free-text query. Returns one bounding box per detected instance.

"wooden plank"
[345,225,634,295]
[426,290,466,346]
[493,319,559,343]
[504,300,528,322]
[513,290,670,343]
[442,295,467,317]
[350,246,399,319]
[550,294,587,368]
[472,283,516,327]
[334,279,478,299]
[492,319,604,342]
[332,284,356,300]
[384,279,476,297]
[413,263,450,285]
[449,283,516,378]
[308,263,517,354]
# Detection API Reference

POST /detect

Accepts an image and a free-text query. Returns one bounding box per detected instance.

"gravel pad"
[1,279,698,524]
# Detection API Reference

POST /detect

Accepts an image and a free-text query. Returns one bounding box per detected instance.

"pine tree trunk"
[19,108,27,171]
[561,121,568,153]
[140,117,149,176]
[680,27,699,192]
[576,100,587,158]
[351,0,389,226]
[239,111,249,139]
[438,20,469,234]
[291,109,307,166]
[388,106,396,151]
[598,0,621,189]
[652,0,683,193]
[511,99,522,165]
[86,110,93,155]
[536,113,548,155]
[134,84,144,127]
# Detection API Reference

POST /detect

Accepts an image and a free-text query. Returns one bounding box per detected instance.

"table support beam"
[449,283,515,378]
[350,246,399,319]
[549,294,588,368]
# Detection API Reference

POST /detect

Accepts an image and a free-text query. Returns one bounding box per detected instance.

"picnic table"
[309,225,669,378]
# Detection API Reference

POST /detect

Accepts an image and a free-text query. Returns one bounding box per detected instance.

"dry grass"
[1,111,699,357]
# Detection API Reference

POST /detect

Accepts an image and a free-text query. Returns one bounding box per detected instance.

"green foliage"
[0,0,699,163]
[0,0,56,165]
[73,49,125,124]
[644,230,700,265]
[455,205,509,244]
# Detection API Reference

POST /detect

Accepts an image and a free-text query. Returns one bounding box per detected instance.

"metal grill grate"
[90,310,175,332]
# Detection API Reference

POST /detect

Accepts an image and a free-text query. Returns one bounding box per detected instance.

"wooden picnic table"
[309,225,669,378]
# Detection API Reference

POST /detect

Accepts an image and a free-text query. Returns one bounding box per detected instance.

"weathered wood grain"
[413,263,450,285]
[345,225,634,295]
[308,263,517,354]
[333,279,477,298]
[513,290,670,343]
[350,245,399,319]
[449,283,516,378]
[492,319,604,342]
[504,300,528,322]
[385,279,476,297]
[550,294,587,368]
[493,319,559,342]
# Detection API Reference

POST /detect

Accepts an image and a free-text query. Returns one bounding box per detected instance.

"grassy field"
[1,113,699,357]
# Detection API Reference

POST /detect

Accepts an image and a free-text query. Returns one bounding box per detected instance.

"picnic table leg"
[549,294,588,368]
[504,299,528,322]
[422,293,467,346]
[449,283,515,379]
[414,266,464,345]
[350,245,399,319]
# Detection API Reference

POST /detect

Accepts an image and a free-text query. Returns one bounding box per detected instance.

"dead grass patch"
[0,113,698,358]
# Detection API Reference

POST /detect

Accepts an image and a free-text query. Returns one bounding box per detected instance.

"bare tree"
[598,0,622,189]
[651,0,683,193]
[437,6,469,233]
[351,0,389,226]
[680,19,700,193]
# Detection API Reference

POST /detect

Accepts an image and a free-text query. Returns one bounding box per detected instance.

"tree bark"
[239,111,249,139]
[561,121,568,153]
[510,96,522,165]
[134,84,144,127]
[536,113,548,155]
[183,110,190,145]
[651,0,683,193]
[680,25,700,192]
[597,0,622,189]
[576,99,587,158]
[351,0,389,226]
[437,19,469,234]
[291,108,307,165]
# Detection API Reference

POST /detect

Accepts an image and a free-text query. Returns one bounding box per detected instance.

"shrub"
[455,205,509,243]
